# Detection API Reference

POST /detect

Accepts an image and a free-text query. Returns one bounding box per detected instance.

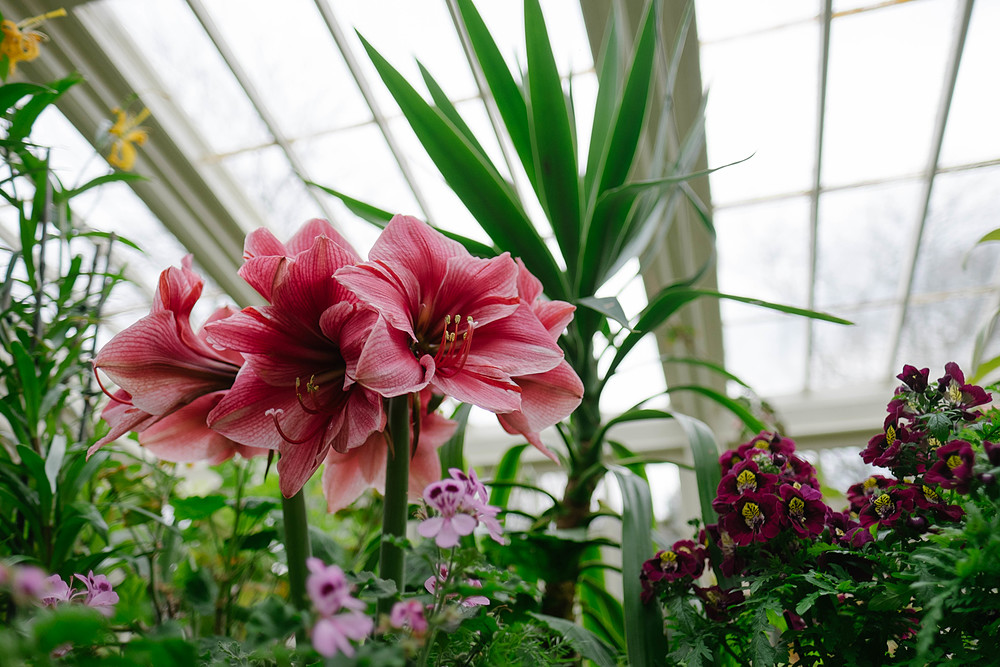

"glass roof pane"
[822,0,956,188]
[96,0,272,156]
[896,293,992,372]
[220,146,325,240]
[912,164,1000,295]
[200,0,372,137]
[700,21,818,205]
[809,304,897,390]
[723,318,808,396]
[696,0,819,42]
[814,179,923,309]
[716,196,811,306]
[298,123,421,225]
[939,0,1000,168]
[335,0,477,112]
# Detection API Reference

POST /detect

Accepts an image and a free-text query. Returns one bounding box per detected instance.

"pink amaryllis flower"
[322,392,457,512]
[494,259,583,461]
[335,215,565,415]
[206,222,384,498]
[92,257,265,463]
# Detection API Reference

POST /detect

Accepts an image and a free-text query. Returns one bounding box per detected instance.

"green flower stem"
[379,394,411,615]
[281,489,312,612]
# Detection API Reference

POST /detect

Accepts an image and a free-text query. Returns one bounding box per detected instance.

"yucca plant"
[317,0,847,660]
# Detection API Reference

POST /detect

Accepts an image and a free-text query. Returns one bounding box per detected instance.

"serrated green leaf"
[529,612,620,667]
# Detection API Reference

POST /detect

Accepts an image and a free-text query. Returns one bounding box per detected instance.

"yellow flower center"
[736,469,757,493]
[885,425,897,446]
[873,493,894,518]
[863,476,878,493]
[928,437,942,449]
[741,502,763,528]
[946,454,963,470]
[922,485,939,503]
[659,551,677,568]
[947,381,962,404]
[788,497,805,519]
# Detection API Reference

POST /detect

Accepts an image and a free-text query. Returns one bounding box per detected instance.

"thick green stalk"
[281,490,312,612]
[379,395,411,614]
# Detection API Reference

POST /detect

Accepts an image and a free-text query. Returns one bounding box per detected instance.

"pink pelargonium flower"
[418,478,478,548]
[312,612,373,658]
[389,599,428,634]
[92,258,264,464]
[335,215,565,415]
[494,260,583,461]
[322,392,457,512]
[205,223,385,498]
[424,566,489,607]
[75,571,119,616]
[40,574,74,607]
[306,558,365,617]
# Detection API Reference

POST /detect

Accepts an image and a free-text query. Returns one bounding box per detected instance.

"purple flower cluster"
[0,562,119,617]
[639,540,706,603]
[418,468,504,548]
[306,558,373,658]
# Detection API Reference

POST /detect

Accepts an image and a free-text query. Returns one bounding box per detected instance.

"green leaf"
[0,82,53,114]
[606,288,852,381]
[359,32,568,298]
[454,0,535,187]
[529,612,620,667]
[524,0,581,268]
[33,605,109,652]
[10,339,40,428]
[669,413,722,535]
[665,385,766,434]
[610,467,668,667]
[55,172,145,202]
[974,227,1000,245]
[488,444,528,508]
[417,61,491,163]
[170,494,227,521]
[439,402,472,472]
[576,295,632,330]
[7,73,80,144]
[584,4,622,202]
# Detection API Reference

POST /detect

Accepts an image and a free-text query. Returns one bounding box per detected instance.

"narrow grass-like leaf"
[529,612,620,667]
[454,0,535,187]
[606,289,853,381]
[417,61,491,162]
[580,573,627,651]
[8,74,80,144]
[584,5,621,203]
[611,466,668,667]
[666,385,766,437]
[359,33,567,298]
[0,82,52,114]
[488,444,527,508]
[56,172,145,202]
[524,0,581,267]
[660,357,753,389]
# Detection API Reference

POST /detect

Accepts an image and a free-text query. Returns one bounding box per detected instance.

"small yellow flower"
[107,107,150,171]
[0,9,66,75]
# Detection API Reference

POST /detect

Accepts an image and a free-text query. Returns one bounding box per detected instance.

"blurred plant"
[0,9,65,77]
[643,363,1000,665]
[317,1,848,660]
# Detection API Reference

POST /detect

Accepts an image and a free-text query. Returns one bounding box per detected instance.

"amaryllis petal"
[352,317,433,397]
[497,360,583,461]
[139,391,242,464]
[431,362,522,414]
[465,304,565,377]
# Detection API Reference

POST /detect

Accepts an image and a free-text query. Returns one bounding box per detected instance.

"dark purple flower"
[779,484,830,538]
[721,492,783,546]
[858,487,917,529]
[925,439,976,493]
[846,475,897,514]
[825,511,864,548]
[860,420,914,468]
[936,362,992,418]
[984,440,1000,467]
[713,460,778,512]
[897,365,929,392]
[912,483,964,523]
[694,585,744,622]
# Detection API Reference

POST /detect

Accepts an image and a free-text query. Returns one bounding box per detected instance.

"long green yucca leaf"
[610,467,668,667]
[488,444,528,508]
[453,0,535,188]
[660,356,753,388]
[417,61,491,163]
[584,4,621,204]
[595,0,658,197]
[524,0,582,270]
[604,288,853,382]
[580,576,626,651]
[438,402,472,473]
[307,181,499,259]
[359,33,569,299]
[576,295,632,330]
[663,1,696,105]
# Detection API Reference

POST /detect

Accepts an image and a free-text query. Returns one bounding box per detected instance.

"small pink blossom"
[312,612,373,658]
[389,599,428,634]
[40,574,73,607]
[418,479,478,548]
[74,571,119,616]
[424,566,489,608]
[447,468,505,545]
[11,565,48,601]
[306,558,365,617]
